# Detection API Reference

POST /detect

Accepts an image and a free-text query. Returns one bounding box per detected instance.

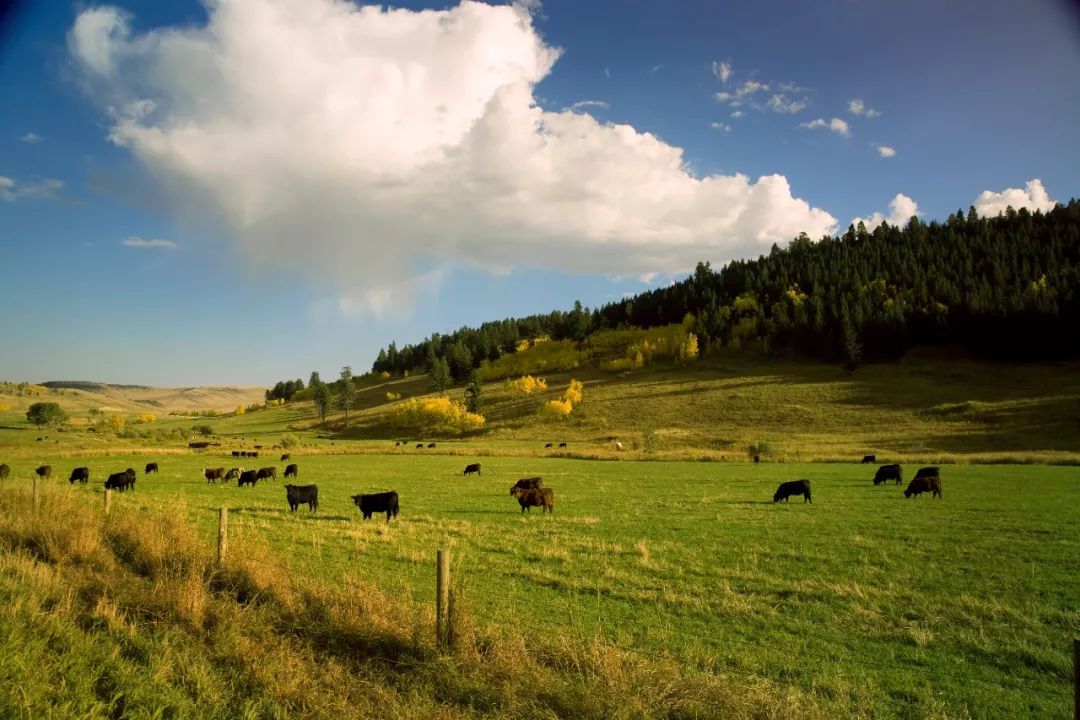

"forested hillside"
[371,201,1080,375]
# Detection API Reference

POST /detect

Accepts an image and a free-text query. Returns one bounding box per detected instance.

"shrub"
[0,401,11,413]
[543,399,573,417]
[386,392,402,401]
[26,401,67,428]
[506,375,548,396]
[564,379,584,404]
[234,405,246,416]
[388,396,485,434]
[192,424,215,437]
[280,433,299,448]
[107,414,126,431]
[379,371,391,381]
[136,412,157,424]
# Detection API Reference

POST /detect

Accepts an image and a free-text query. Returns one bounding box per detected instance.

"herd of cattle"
[2,453,940,521]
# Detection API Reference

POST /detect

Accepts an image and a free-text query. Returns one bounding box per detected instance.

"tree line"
[363,201,1078,375]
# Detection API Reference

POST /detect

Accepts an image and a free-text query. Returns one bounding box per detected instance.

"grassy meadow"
[2,352,1079,718]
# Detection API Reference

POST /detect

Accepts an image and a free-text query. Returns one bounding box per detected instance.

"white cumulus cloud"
[848,98,880,118]
[973,179,1057,217]
[69,0,837,312]
[800,117,850,137]
[876,145,895,157]
[712,60,732,84]
[851,193,919,231]
[122,236,178,250]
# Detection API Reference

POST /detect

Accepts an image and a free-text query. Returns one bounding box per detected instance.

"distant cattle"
[558,442,567,448]
[352,491,399,522]
[285,484,319,512]
[544,443,553,449]
[284,463,298,478]
[257,466,277,481]
[224,468,241,481]
[753,454,760,464]
[35,465,51,480]
[463,463,481,476]
[904,469,942,498]
[232,451,241,458]
[861,454,876,464]
[203,467,226,483]
[874,464,903,486]
[428,442,436,448]
[145,462,159,474]
[252,451,259,458]
[280,453,290,462]
[511,486,554,514]
[416,443,424,449]
[510,477,543,495]
[69,467,90,484]
[254,445,263,449]
[0,464,9,480]
[189,441,211,449]
[395,442,401,447]
[238,470,258,487]
[105,469,136,492]
[773,479,812,503]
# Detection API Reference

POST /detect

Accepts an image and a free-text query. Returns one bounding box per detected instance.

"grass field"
[2,453,1076,718]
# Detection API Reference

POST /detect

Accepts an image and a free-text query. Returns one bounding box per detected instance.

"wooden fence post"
[218,507,228,564]
[104,489,112,515]
[1073,637,1079,720]
[436,549,450,649]
[32,475,39,511]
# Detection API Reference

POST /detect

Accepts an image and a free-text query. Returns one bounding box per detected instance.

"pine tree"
[338,366,356,430]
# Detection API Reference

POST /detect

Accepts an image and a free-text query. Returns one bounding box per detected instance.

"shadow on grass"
[228,507,352,522]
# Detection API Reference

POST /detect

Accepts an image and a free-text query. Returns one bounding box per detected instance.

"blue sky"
[1,0,1077,386]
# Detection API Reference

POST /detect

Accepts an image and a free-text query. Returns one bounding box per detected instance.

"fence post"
[1073,637,1079,720]
[104,489,112,515]
[436,548,450,649]
[218,507,228,564]
[32,475,39,511]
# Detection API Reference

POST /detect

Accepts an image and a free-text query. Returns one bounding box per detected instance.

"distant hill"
[1,381,267,414]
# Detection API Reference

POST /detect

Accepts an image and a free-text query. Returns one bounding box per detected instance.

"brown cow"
[35,465,52,480]
[511,486,554,513]
[904,470,942,498]
[203,467,226,483]
[510,477,542,495]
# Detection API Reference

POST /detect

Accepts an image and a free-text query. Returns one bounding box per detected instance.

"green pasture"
[5,453,1077,718]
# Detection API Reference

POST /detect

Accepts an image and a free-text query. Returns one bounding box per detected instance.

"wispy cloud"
[714,79,768,107]
[711,60,732,84]
[710,122,732,132]
[0,175,64,201]
[848,98,880,118]
[730,110,744,118]
[715,76,810,114]
[875,145,896,158]
[121,236,178,250]
[569,99,609,112]
[767,93,807,114]
[649,64,663,74]
[20,132,42,144]
[603,66,611,79]
[800,117,850,137]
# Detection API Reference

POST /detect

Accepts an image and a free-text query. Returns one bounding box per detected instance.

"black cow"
[105,469,136,492]
[558,442,567,448]
[774,479,812,503]
[463,463,481,476]
[285,484,319,512]
[352,491,399,522]
[873,464,903,486]
[280,453,290,462]
[224,468,241,482]
[510,477,542,495]
[416,443,424,449]
[284,463,298,478]
[257,466,277,481]
[238,470,258,487]
[428,442,436,448]
[861,454,876,464]
[203,467,226,483]
[753,454,761,464]
[145,462,159,474]
[0,463,9,480]
[232,451,241,458]
[904,470,942,498]
[544,443,553,449]
[69,467,90,484]
[511,486,554,513]
[252,451,259,458]
[35,465,52,480]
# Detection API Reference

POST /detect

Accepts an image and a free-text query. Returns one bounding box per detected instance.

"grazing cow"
[463,463,481,476]
[284,463,298,478]
[904,471,942,499]
[35,465,52,480]
[352,491,400,522]
[254,445,263,449]
[238,470,259,487]
[0,463,9,480]
[773,479,812,503]
[861,454,876,464]
[285,484,319,512]
[252,451,259,458]
[544,443,553,449]
[145,462,159,474]
[558,442,567,448]
[257,466,277,481]
[203,467,226,483]
[224,468,241,481]
[873,464,903,486]
[232,451,241,458]
[511,486,554,514]
[395,441,400,447]
[105,469,136,492]
[615,442,624,451]
[510,477,543,495]
[280,453,290,462]
[188,441,211,449]
[753,454,760,464]
[69,467,90,484]
[428,442,436,448]
[416,443,424,449]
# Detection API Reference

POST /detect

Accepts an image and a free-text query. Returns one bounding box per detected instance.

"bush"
[280,433,299,448]
[388,397,484,434]
[26,401,67,428]
[192,424,215,437]
[564,379,584,404]
[386,392,402,401]
[107,414,125,431]
[136,412,157,424]
[542,399,573,417]
[505,375,548,396]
